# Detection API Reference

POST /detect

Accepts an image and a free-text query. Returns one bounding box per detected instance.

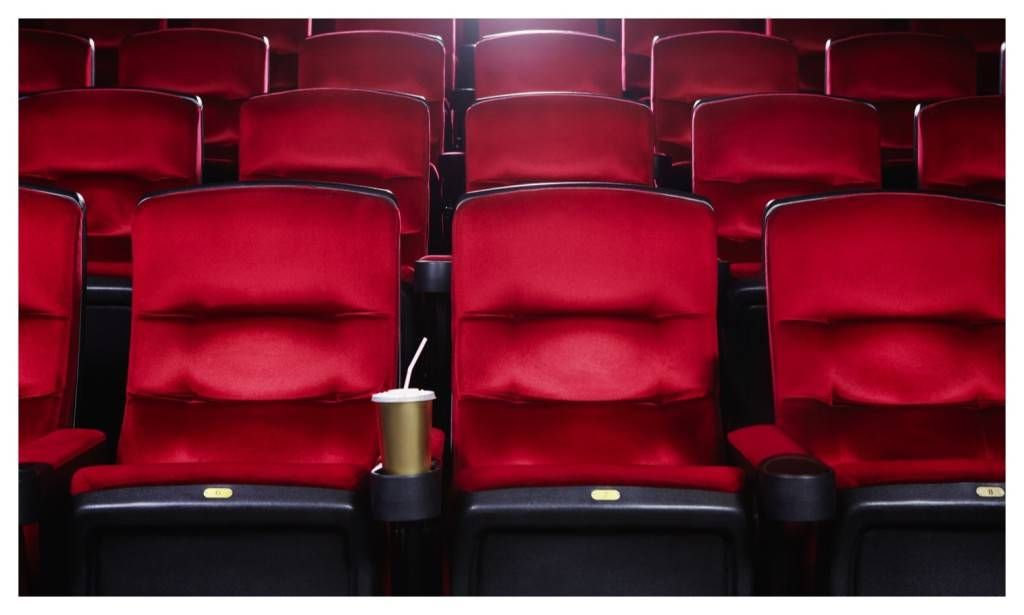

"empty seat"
[329,19,456,91]
[826,33,976,186]
[19,185,105,595]
[651,32,799,180]
[239,88,430,282]
[477,18,601,37]
[184,19,311,92]
[622,19,766,97]
[465,93,653,192]
[27,19,165,86]
[473,30,620,99]
[916,95,1004,200]
[730,191,1004,595]
[299,31,446,162]
[19,89,202,278]
[19,29,94,95]
[766,19,907,91]
[911,19,1005,94]
[692,93,880,274]
[450,184,750,595]
[69,182,400,595]
[118,28,268,181]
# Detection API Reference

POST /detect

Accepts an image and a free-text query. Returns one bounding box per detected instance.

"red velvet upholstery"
[826,33,977,169]
[452,185,740,493]
[72,183,400,495]
[19,29,93,95]
[691,94,881,272]
[19,186,84,447]
[766,19,907,91]
[29,19,165,86]
[651,32,799,170]
[19,89,202,278]
[911,19,1005,94]
[473,31,620,99]
[184,19,311,92]
[239,89,430,282]
[477,19,601,38]
[750,192,1005,490]
[622,19,766,95]
[465,93,653,192]
[119,28,268,173]
[916,95,1005,200]
[329,19,456,91]
[20,429,106,470]
[299,31,446,162]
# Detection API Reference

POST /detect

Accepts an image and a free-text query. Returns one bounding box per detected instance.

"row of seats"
[20,181,1004,594]
[20,24,1006,194]
[19,87,1005,279]
[20,18,1006,94]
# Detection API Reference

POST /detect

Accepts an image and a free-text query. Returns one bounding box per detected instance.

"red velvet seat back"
[652,32,799,165]
[19,29,94,95]
[473,31,620,99]
[911,19,1005,94]
[826,33,976,163]
[477,19,601,38]
[299,31,445,163]
[465,93,653,191]
[916,95,1005,200]
[452,185,722,488]
[329,19,456,91]
[766,19,907,91]
[30,19,166,86]
[239,88,430,281]
[119,29,269,170]
[185,19,311,92]
[19,89,202,278]
[692,93,881,270]
[118,183,399,468]
[622,19,766,95]
[765,193,1004,488]
[19,186,84,446]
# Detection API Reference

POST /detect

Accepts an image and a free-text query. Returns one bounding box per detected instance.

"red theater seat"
[826,33,976,186]
[622,19,766,97]
[19,29,94,95]
[464,93,653,191]
[473,30,620,99]
[911,19,1005,94]
[730,192,1004,595]
[329,19,456,91]
[477,18,601,38]
[19,89,202,278]
[651,32,799,182]
[118,28,269,181]
[28,19,165,86]
[19,185,105,595]
[916,95,1005,200]
[766,19,907,91]
[691,93,881,273]
[450,184,750,595]
[184,19,311,92]
[299,31,446,162]
[69,182,400,595]
[239,88,430,282]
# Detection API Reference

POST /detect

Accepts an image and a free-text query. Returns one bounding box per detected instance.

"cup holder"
[757,454,836,522]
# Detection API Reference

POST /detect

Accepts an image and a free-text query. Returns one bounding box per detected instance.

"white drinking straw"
[404,337,428,389]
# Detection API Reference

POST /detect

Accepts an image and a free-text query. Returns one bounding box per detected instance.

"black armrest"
[85,276,132,307]
[414,256,452,295]
[19,464,51,526]
[757,454,836,522]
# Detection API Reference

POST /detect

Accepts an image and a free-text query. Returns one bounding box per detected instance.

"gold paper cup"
[372,388,436,475]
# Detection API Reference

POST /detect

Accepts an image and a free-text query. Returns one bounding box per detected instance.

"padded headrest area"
[466,93,653,190]
[19,28,94,94]
[916,95,1005,198]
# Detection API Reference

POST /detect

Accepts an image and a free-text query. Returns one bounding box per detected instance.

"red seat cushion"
[20,429,105,470]
[832,458,1004,490]
[457,463,744,493]
[71,462,371,496]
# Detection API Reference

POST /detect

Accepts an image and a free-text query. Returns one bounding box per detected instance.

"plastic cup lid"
[372,388,436,403]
